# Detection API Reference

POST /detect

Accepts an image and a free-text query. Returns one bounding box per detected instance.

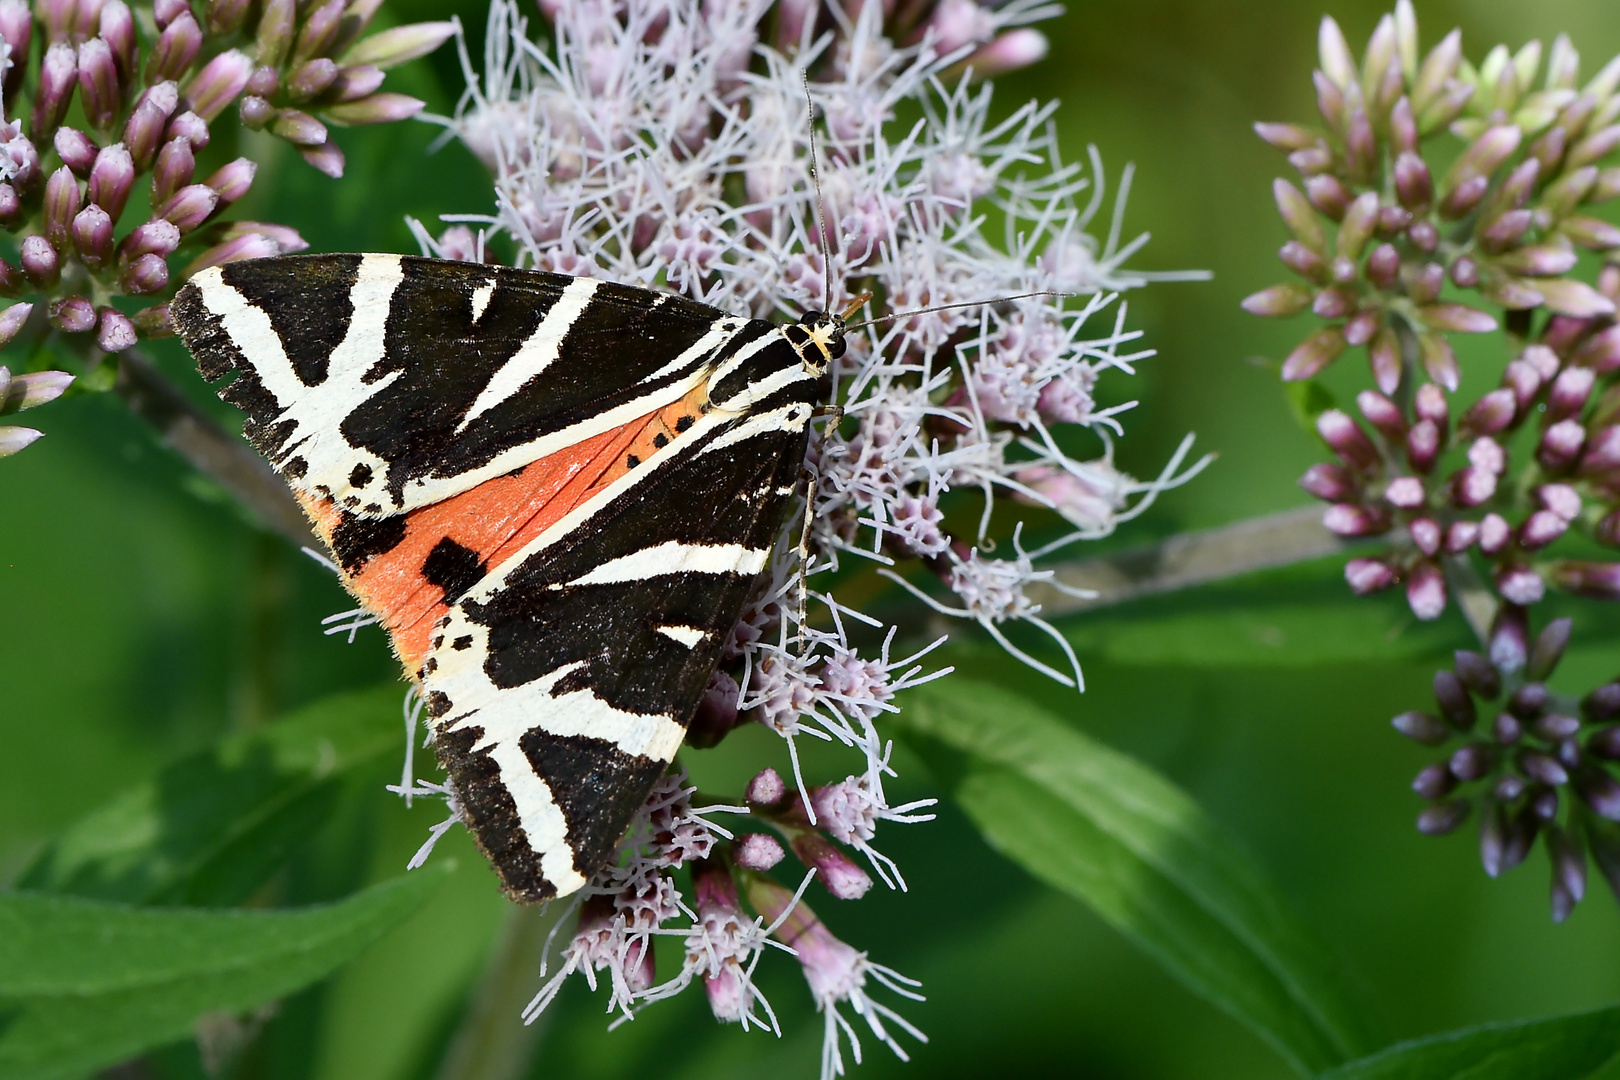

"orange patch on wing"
[307,382,714,673]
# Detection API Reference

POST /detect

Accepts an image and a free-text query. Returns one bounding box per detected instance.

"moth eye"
[827,337,846,360]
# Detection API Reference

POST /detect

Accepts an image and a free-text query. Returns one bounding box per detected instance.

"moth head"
[789,291,871,376]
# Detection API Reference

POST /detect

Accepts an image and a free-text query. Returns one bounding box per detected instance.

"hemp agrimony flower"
[0,0,453,450]
[380,0,1207,1073]
[1249,1,1620,919]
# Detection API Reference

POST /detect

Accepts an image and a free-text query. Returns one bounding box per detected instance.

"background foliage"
[5,0,1620,1078]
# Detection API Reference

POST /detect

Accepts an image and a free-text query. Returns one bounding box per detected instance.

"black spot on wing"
[220,254,363,387]
[329,510,408,574]
[520,730,665,878]
[349,462,373,488]
[421,536,486,605]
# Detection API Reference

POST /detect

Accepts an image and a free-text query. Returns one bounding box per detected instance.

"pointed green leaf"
[17,684,407,905]
[1321,1005,1620,1080]
[0,867,448,1080]
[894,679,1381,1076]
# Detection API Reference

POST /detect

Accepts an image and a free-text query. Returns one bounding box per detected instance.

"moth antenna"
[802,72,834,311]
[838,291,873,321]
[843,291,1076,332]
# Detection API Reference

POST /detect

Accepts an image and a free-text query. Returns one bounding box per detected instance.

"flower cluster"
[1395,610,1620,920]
[0,0,452,447]
[1247,2,1620,916]
[1249,2,1620,622]
[384,0,1205,1073]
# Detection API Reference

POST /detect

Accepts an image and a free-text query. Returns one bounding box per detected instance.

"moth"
[172,255,852,902]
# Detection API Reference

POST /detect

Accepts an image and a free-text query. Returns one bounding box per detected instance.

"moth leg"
[795,404,843,655]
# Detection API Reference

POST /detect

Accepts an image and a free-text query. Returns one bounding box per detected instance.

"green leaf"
[1320,1005,1620,1080]
[1285,377,1337,432]
[17,684,407,906]
[0,867,448,1080]
[894,679,1382,1076]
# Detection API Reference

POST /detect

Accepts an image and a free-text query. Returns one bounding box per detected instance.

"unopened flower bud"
[100,0,133,74]
[1407,560,1446,620]
[1450,465,1497,507]
[1580,768,1620,821]
[1376,205,1412,237]
[131,302,172,336]
[1273,179,1324,254]
[1384,476,1426,508]
[1522,751,1570,787]
[1345,556,1398,594]
[43,166,81,250]
[1344,309,1380,346]
[1367,328,1401,394]
[182,232,279,276]
[1476,512,1511,557]
[49,295,95,333]
[1526,620,1572,686]
[20,236,59,286]
[790,832,871,900]
[0,0,31,103]
[1408,219,1439,252]
[1510,681,1549,719]
[1406,419,1440,474]
[182,48,252,120]
[1537,715,1581,743]
[1548,367,1596,423]
[95,306,136,352]
[1581,426,1620,473]
[1448,255,1480,288]
[207,0,250,34]
[1496,563,1545,605]
[202,156,255,205]
[1407,262,1444,304]
[286,57,336,100]
[1323,502,1390,537]
[1366,243,1400,289]
[1417,800,1470,835]
[32,43,78,140]
[123,82,179,168]
[1254,122,1319,151]
[71,203,113,265]
[1439,174,1489,220]
[1445,520,1480,553]
[1410,516,1441,556]
[238,95,273,129]
[157,183,218,231]
[1479,209,1533,252]
[1501,360,1543,411]
[88,142,135,219]
[292,0,344,64]
[54,127,97,176]
[1537,419,1586,472]
[146,11,201,83]
[1299,462,1357,502]
[76,38,120,131]
[1317,409,1379,470]
[1354,389,1404,441]
[1540,278,1617,318]
[1520,344,1561,381]
[1570,123,1620,170]
[121,218,181,260]
[0,302,30,348]
[328,91,430,126]
[1489,605,1530,675]
[300,140,344,178]
[328,63,386,102]
[1278,240,1326,281]
[1418,303,1498,335]
[1394,151,1432,210]
[1455,650,1501,699]
[0,184,19,226]
[270,108,327,147]
[166,110,208,149]
[1303,173,1351,220]
[120,252,170,294]
[150,137,194,204]
[1434,668,1477,729]
[733,832,784,871]
[1449,741,1492,781]
[1493,711,1524,745]
[746,767,786,807]
[1241,283,1311,318]
[1589,725,1620,758]
[1460,389,1517,437]
[1282,326,1346,381]
[0,426,43,456]
[1311,286,1353,320]
[1519,510,1570,551]
[340,20,457,69]
[153,0,188,29]
[1397,713,1450,747]
[1548,559,1620,600]
[1574,325,1620,373]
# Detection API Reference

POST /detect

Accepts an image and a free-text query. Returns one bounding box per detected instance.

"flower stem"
[1034,504,1357,613]
[114,349,316,547]
[432,903,560,1080]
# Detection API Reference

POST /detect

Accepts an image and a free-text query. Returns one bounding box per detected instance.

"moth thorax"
[784,311,847,376]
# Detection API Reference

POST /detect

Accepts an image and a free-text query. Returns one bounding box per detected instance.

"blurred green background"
[5,1,1620,1078]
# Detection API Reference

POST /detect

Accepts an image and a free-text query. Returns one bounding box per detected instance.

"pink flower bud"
[166,109,208,149]
[1304,173,1351,220]
[182,48,252,120]
[242,65,277,99]
[341,20,457,69]
[1336,191,1379,258]
[790,832,871,900]
[960,27,1049,78]
[1394,151,1432,209]
[212,219,305,252]
[1311,286,1353,319]
[1408,220,1439,252]
[76,38,119,130]
[182,232,279,276]
[1406,560,1447,620]
[1481,211,1534,253]
[1385,475,1426,509]
[1460,388,1517,436]
[1407,262,1444,304]
[54,127,97,176]
[1241,283,1311,317]
[150,137,194,204]
[96,306,136,352]
[1317,408,1379,470]
[1376,205,1412,237]
[1519,510,1570,551]
[1581,425,1620,473]
[286,57,335,100]
[1445,520,1480,553]
[1578,771,1620,821]
[100,0,133,74]
[1539,483,1583,521]
[1420,334,1460,392]
[120,251,169,294]
[1357,389,1407,441]
[1418,303,1498,335]
[1497,563,1546,605]
[1366,243,1400,289]
[0,426,43,456]
[1540,278,1618,318]
[0,301,31,347]
[1323,502,1390,537]
[1438,174,1488,220]
[733,831,784,872]
[121,218,181,259]
[1282,326,1347,381]
[71,203,113,265]
[1366,327,1400,394]
[1254,122,1320,151]
[1345,557,1398,594]
[269,108,327,147]
[1501,360,1543,411]
[323,91,427,126]
[1273,178,1324,254]
[1406,419,1441,474]
[0,0,31,103]
[1450,465,1498,507]
[1476,512,1511,556]
[1299,462,1357,502]
[746,767,786,807]
[1468,436,1506,475]
[1546,366,1595,423]
[122,82,178,168]
[1390,96,1418,154]
[87,142,134,220]
[0,255,21,295]
[1489,604,1530,674]
[1538,419,1587,471]
[1278,240,1326,281]
[153,0,187,28]
[157,182,217,231]
[1570,123,1620,169]
[43,165,81,249]
[1410,516,1441,555]
[49,295,95,333]
[132,302,172,336]
[20,235,59,286]
[32,43,78,140]
[292,0,344,64]
[1344,309,1380,346]
[254,0,295,66]
[146,11,201,83]
[207,0,250,34]
[238,94,273,129]
[202,156,255,205]
[1549,560,1620,600]
[326,63,384,103]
